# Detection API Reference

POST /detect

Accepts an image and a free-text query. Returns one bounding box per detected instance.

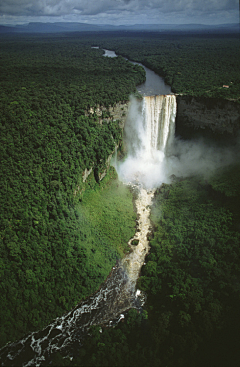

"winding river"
[103,48,172,96]
[0,49,174,366]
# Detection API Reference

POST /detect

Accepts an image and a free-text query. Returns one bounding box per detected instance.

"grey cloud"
[0,0,238,21]
[0,0,74,16]
[138,0,238,13]
[73,0,138,16]
[0,0,136,17]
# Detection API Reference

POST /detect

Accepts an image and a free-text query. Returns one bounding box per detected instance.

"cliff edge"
[176,96,240,138]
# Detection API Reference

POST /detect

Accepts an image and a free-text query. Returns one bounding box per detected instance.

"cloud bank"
[0,0,238,25]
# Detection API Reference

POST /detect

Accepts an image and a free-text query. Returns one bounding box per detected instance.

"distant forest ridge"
[0,22,239,34]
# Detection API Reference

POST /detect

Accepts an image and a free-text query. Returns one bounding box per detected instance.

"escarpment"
[85,101,129,128]
[80,101,130,188]
[82,95,240,191]
[176,96,240,138]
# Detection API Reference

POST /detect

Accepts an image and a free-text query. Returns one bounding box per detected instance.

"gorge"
[0,87,177,365]
[176,95,240,138]
[0,37,239,367]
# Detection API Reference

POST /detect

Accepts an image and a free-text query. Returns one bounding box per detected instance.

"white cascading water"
[116,94,176,188]
[0,94,177,366]
[144,95,176,155]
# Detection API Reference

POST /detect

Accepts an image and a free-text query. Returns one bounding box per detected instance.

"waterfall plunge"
[116,94,177,189]
[0,95,177,367]
[144,95,176,154]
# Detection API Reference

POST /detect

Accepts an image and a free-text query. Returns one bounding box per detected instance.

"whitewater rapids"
[0,186,154,367]
[0,94,176,366]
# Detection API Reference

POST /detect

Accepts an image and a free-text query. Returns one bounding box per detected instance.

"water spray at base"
[115,95,177,189]
[0,94,177,366]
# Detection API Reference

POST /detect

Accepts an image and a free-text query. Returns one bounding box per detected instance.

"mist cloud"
[115,96,239,190]
[165,137,238,180]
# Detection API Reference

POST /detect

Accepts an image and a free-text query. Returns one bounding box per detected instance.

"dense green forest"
[80,31,240,100]
[1,31,240,366]
[55,164,240,367]
[0,34,145,347]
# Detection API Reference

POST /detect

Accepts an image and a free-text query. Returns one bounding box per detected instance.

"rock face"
[82,167,93,183]
[108,102,129,129]
[176,96,240,138]
[82,95,240,190]
[86,101,129,128]
[83,101,129,185]
[97,151,115,181]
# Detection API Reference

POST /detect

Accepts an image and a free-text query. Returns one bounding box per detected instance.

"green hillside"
[0,34,144,346]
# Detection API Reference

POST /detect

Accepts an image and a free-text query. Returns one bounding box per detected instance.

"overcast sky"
[0,0,239,26]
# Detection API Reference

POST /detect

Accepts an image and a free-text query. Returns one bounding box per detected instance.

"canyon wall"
[82,101,129,185]
[86,101,129,128]
[82,95,240,191]
[176,96,240,138]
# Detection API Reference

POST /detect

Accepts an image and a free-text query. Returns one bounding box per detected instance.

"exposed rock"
[81,95,240,192]
[80,101,130,189]
[108,102,129,128]
[85,101,129,128]
[82,167,93,182]
[176,96,240,137]
[73,185,83,197]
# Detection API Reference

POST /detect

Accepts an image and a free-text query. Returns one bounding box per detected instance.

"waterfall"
[116,94,177,188]
[0,94,177,366]
[144,95,176,155]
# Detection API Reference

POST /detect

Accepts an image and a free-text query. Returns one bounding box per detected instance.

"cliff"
[82,101,129,185]
[82,95,240,190]
[176,96,240,138]
[86,101,129,128]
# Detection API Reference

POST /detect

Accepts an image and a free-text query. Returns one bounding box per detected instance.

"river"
[0,187,155,367]
[0,49,174,366]
[103,48,172,96]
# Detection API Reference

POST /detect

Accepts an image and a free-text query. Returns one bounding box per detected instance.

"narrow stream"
[0,49,174,366]
[0,185,154,367]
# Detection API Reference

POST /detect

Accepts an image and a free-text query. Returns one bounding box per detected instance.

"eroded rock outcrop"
[176,96,240,137]
[86,101,129,128]
[81,101,129,187]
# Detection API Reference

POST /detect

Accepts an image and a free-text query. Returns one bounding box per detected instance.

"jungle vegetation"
[81,31,240,100]
[1,31,240,367]
[57,164,240,367]
[0,34,144,347]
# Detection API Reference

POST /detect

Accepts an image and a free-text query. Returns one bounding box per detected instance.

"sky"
[0,0,239,26]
